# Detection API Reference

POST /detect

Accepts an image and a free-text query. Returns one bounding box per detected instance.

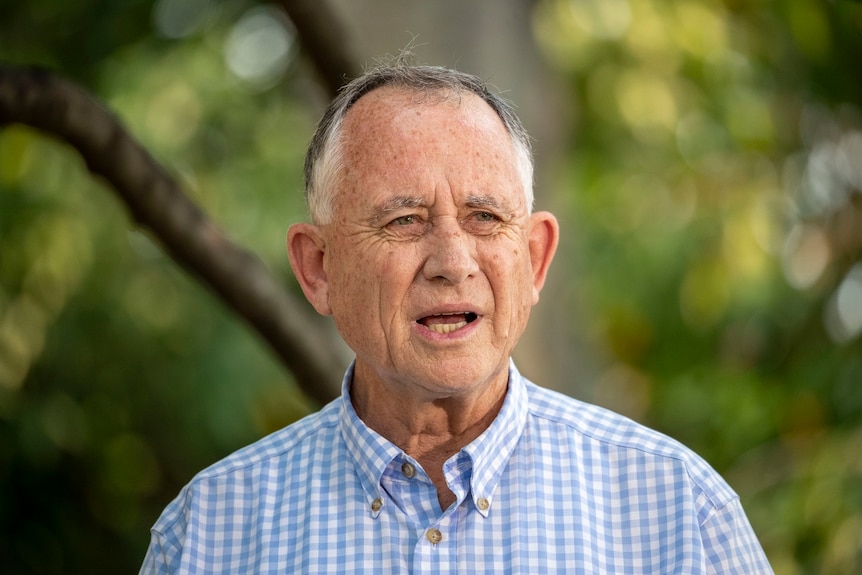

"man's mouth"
[417,312,478,334]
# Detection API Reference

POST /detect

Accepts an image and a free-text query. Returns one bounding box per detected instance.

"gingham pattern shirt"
[141,361,773,574]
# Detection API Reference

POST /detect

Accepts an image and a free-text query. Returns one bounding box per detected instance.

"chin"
[418,358,507,393]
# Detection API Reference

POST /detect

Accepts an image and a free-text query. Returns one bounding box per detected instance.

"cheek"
[486,240,529,283]
[328,243,411,318]
[328,272,378,355]
[498,248,536,316]
[510,265,536,331]
[326,244,370,316]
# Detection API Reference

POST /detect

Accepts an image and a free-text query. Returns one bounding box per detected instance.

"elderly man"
[141,63,773,573]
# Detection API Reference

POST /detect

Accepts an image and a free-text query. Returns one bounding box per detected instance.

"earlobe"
[286,223,333,315]
[528,211,560,304]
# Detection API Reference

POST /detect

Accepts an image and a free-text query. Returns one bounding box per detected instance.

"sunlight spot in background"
[803,141,853,217]
[824,514,862,574]
[749,192,786,256]
[670,0,726,61]
[835,131,862,191]
[568,0,631,40]
[0,214,92,391]
[0,295,47,390]
[224,6,296,89]
[615,68,678,137]
[824,263,862,344]
[625,0,679,72]
[531,0,597,71]
[782,223,831,290]
[152,0,218,39]
[781,104,862,306]
[793,105,862,219]
[722,210,769,285]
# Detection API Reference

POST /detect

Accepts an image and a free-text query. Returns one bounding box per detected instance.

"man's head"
[288,63,558,400]
[304,64,535,225]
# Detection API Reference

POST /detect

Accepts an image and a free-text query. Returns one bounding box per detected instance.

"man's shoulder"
[523,380,736,502]
[148,397,345,542]
[527,382,660,450]
[526,380,685,454]
[194,397,342,482]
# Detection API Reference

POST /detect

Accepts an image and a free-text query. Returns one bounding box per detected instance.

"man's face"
[294,87,556,400]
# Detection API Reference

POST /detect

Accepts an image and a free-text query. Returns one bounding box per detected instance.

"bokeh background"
[2,0,862,572]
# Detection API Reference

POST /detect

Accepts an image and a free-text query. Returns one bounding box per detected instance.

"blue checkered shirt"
[141,361,772,573]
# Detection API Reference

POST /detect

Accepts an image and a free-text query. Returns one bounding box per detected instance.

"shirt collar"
[461,359,528,516]
[338,363,401,514]
[338,360,529,518]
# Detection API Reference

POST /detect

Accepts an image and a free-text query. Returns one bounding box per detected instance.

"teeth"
[428,321,468,334]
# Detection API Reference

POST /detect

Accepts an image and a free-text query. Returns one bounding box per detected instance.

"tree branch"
[277,0,363,97]
[0,65,344,406]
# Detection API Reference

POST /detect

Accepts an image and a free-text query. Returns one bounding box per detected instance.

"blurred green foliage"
[534,0,862,572]
[1,1,317,571]
[1,0,861,573]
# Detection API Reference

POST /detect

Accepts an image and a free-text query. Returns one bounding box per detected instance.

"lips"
[417,311,478,334]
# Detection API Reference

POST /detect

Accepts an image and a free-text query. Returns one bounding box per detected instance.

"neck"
[351,363,508,509]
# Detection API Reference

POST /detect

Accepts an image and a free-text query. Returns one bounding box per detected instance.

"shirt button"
[401,462,416,479]
[477,497,490,511]
[371,498,383,512]
[425,528,443,544]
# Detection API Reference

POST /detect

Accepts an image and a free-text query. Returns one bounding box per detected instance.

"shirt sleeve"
[700,497,774,574]
[139,496,188,575]
[139,530,175,575]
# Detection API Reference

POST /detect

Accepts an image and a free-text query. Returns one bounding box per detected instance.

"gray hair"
[303,63,535,224]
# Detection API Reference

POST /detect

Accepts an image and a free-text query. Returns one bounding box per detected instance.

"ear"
[287,223,333,316]
[527,211,559,305]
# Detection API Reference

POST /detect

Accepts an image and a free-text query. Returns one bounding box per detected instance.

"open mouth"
[417,312,479,334]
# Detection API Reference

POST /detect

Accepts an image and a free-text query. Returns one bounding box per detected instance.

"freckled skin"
[288,86,558,507]
[327,90,533,398]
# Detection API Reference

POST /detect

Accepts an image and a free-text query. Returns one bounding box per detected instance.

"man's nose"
[421,217,479,285]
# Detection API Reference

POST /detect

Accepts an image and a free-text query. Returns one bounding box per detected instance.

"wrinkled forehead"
[341,89,520,190]
[340,86,509,148]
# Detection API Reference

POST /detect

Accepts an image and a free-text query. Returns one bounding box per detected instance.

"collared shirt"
[141,361,773,574]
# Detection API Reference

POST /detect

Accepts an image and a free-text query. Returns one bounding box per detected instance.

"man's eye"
[392,215,416,226]
[460,211,503,235]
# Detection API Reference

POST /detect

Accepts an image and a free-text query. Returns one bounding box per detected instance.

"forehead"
[335,86,523,212]
[342,86,503,137]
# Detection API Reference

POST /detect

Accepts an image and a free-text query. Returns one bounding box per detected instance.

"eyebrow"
[465,195,519,220]
[464,194,507,211]
[369,196,427,224]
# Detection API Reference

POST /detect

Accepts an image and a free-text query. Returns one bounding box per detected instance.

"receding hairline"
[304,64,535,224]
[338,84,514,141]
